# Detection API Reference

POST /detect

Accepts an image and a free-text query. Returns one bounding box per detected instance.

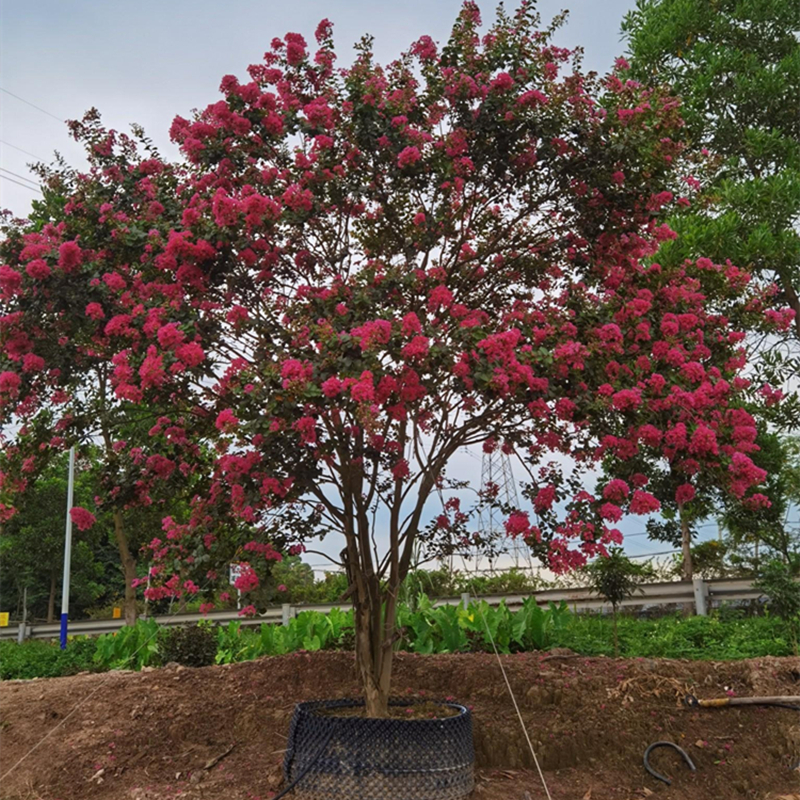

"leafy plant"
[585,549,654,656]
[755,559,800,653]
[94,618,161,670]
[159,622,218,667]
[512,599,570,651]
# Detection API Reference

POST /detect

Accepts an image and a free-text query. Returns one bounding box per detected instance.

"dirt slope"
[1,652,798,799]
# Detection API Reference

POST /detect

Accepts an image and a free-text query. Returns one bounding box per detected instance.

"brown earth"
[1,652,799,800]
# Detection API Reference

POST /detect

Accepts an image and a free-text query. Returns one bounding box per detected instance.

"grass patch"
[1,606,793,680]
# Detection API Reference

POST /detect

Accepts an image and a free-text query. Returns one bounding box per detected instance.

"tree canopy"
[0,1,788,714]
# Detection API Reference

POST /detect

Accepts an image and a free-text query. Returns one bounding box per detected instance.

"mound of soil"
[1,652,798,799]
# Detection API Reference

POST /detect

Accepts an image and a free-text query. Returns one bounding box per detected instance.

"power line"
[0,167,39,187]
[0,174,42,194]
[0,139,46,161]
[628,549,680,559]
[1,88,64,122]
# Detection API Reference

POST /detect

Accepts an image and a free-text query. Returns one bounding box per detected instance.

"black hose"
[643,741,696,786]
[272,729,335,800]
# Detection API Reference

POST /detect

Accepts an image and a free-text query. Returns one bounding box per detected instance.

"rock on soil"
[1,652,799,799]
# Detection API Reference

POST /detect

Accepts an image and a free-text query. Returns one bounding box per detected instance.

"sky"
[1,0,637,215]
[1,0,708,573]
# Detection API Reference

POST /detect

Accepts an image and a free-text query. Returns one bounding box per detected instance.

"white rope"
[1,668,118,780]
[1,620,165,781]
[471,591,554,800]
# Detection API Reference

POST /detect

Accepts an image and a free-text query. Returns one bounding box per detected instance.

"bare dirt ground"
[1,652,798,799]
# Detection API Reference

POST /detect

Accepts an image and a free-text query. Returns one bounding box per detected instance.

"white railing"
[0,576,766,642]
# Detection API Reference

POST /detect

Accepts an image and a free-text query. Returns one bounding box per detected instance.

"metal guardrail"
[0,577,767,642]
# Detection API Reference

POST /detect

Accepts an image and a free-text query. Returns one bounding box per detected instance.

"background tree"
[0,115,218,625]
[684,539,732,580]
[585,548,653,656]
[622,0,800,351]
[0,452,105,621]
[614,0,800,573]
[720,433,800,570]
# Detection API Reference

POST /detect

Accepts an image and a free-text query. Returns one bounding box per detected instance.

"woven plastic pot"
[282,698,474,799]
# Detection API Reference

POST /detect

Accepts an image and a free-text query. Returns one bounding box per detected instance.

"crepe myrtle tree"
[145,3,784,714]
[0,3,784,715]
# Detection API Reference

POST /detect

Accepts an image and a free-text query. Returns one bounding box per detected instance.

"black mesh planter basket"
[282,698,474,799]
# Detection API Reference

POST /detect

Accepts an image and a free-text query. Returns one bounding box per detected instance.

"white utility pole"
[59,446,75,649]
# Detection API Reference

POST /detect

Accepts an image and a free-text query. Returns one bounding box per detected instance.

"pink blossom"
[25,259,51,279]
[0,371,21,394]
[392,459,409,480]
[315,18,333,43]
[293,416,317,444]
[146,455,176,478]
[518,90,548,107]
[85,302,105,320]
[638,424,662,447]
[397,146,422,168]
[0,265,22,294]
[689,424,718,456]
[58,241,83,270]
[427,285,453,310]
[321,376,344,397]
[504,511,531,537]
[350,372,375,403]
[675,484,696,505]
[603,479,630,502]
[490,72,514,92]
[401,336,429,360]
[765,308,795,331]
[534,485,556,513]
[664,423,687,449]
[103,272,126,292]
[233,565,259,592]
[70,507,97,531]
[281,358,313,387]
[22,353,44,372]
[612,389,641,411]
[351,319,392,351]
[285,32,307,65]
[176,342,205,367]
[216,409,239,431]
[282,183,314,212]
[401,312,422,335]
[629,491,660,515]
[410,35,437,62]
[157,323,185,350]
[139,347,166,389]
[744,493,771,510]
[599,503,623,522]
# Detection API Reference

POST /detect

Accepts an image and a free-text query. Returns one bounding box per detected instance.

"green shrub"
[3,599,796,681]
[755,559,800,653]
[0,638,97,680]
[158,623,218,667]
